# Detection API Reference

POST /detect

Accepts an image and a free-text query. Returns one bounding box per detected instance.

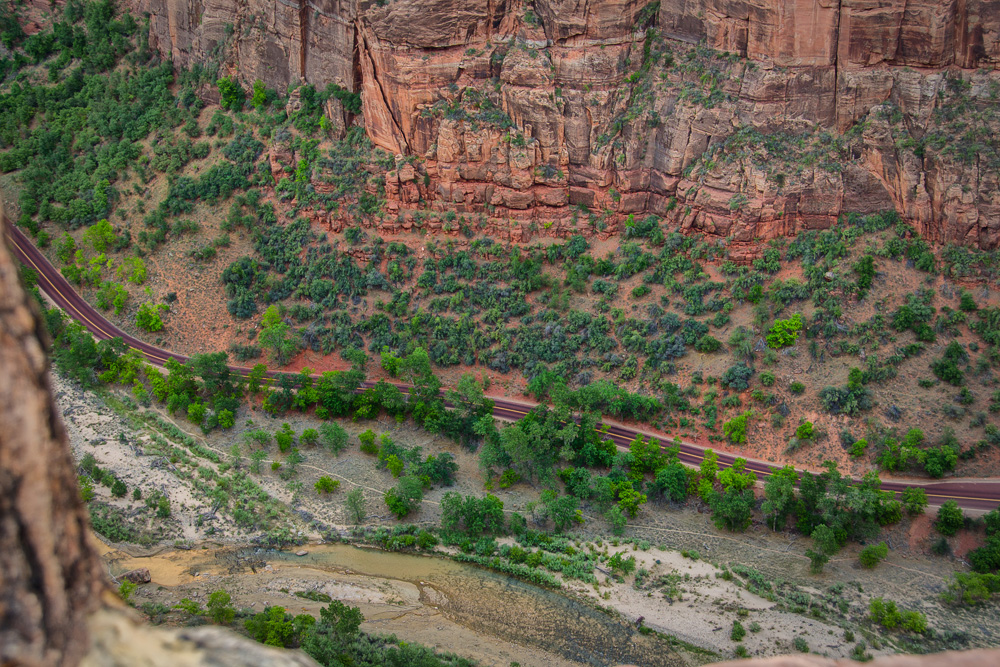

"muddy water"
[274,544,681,667]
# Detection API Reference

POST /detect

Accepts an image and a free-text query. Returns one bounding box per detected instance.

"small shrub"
[315,476,341,494]
[859,542,888,568]
[731,620,746,641]
[793,636,809,652]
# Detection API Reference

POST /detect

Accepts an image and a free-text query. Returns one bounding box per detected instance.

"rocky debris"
[119,568,151,585]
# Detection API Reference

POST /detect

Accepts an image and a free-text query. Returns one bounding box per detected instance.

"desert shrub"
[723,411,752,444]
[767,314,803,349]
[859,542,888,568]
[722,362,754,391]
[315,476,341,494]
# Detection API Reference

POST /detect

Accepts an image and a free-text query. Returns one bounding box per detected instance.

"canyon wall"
[129,0,1000,248]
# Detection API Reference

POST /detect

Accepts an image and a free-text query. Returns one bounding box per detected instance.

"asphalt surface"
[6,221,1000,512]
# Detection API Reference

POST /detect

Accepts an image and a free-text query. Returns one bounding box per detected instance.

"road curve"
[5,221,1000,512]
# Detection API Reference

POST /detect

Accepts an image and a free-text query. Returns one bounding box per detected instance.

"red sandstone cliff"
[127,0,1000,248]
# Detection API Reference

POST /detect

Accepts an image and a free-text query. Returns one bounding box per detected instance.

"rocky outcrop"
[126,0,1000,248]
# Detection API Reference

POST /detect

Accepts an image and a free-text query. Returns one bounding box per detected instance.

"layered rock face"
[128,0,1000,248]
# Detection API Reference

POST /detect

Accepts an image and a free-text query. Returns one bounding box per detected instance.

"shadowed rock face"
[129,0,1000,247]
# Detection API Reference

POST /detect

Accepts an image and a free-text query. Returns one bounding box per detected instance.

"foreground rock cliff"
[127,0,1000,248]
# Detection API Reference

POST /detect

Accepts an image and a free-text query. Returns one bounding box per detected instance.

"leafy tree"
[762,465,798,530]
[603,504,625,535]
[710,487,754,532]
[135,302,165,332]
[259,307,300,366]
[721,362,754,391]
[617,485,647,518]
[315,476,341,494]
[859,542,889,568]
[384,475,424,518]
[795,421,814,439]
[806,549,829,574]
[936,500,964,536]
[217,77,245,111]
[275,423,295,452]
[345,488,366,524]
[117,257,147,285]
[83,218,119,252]
[300,428,319,447]
[723,411,752,444]
[244,606,297,647]
[207,590,236,625]
[853,254,876,298]
[628,434,663,474]
[251,79,267,109]
[440,492,505,537]
[358,429,378,455]
[767,314,803,349]
[531,490,582,533]
[651,461,688,502]
[901,487,928,515]
[931,342,967,386]
[319,422,348,454]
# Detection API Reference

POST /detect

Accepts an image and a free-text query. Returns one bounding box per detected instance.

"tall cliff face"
[129,0,1000,248]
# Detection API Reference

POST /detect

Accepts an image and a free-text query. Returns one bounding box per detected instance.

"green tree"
[251,79,267,109]
[617,485,647,518]
[315,476,341,494]
[345,488,366,524]
[806,549,829,574]
[811,524,841,556]
[217,77,245,111]
[605,504,627,536]
[762,465,798,530]
[83,218,118,252]
[249,449,267,474]
[275,423,295,452]
[318,422,348,454]
[532,490,582,533]
[859,542,889,568]
[207,590,236,625]
[384,476,424,518]
[652,461,688,502]
[246,363,267,394]
[244,606,296,647]
[901,487,928,515]
[259,308,300,366]
[767,313,803,349]
[135,302,165,332]
[386,454,404,478]
[853,254,876,298]
[936,500,964,536]
[300,428,319,447]
[723,411,752,444]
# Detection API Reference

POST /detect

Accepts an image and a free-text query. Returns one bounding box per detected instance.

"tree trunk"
[0,225,105,666]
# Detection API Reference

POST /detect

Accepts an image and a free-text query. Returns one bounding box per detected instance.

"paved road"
[6,221,1000,512]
